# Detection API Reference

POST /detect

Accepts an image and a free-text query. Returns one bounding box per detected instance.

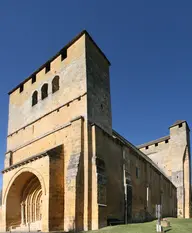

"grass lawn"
[83,218,192,233]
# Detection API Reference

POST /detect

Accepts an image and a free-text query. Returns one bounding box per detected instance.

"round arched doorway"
[6,171,43,231]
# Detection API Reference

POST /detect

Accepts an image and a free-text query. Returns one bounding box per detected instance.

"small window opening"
[45,63,50,73]
[67,103,70,107]
[78,97,81,101]
[165,139,169,144]
[178,123,183,128]
[20,84,24,93]
[155,143,158,147]
[96,158,105,174]
[41,83,48,100]
[145,146,148,150]
[52,76,60,93]
[32,91,38,106]
[9,153,13,166]
[96,158,106,205]
[136,167,140,179]
[32,75,36,84]
[61,49,67,61]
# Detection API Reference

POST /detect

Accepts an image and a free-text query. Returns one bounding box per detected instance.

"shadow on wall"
[145,212,156,222]
[75,153,84,232]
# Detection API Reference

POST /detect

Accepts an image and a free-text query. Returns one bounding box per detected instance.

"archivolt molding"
[3,167,46,205]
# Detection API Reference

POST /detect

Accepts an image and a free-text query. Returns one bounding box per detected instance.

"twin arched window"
[32,76,60,106]
[52,76,60,93]
[32,91,38,106]
[41,83,48,100]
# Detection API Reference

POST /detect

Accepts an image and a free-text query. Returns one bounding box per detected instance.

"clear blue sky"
[0,1,192,187]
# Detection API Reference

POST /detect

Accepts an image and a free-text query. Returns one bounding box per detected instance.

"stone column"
[21,202,24,225]
[91,125,99,230]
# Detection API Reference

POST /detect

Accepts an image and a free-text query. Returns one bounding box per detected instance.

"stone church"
[0,30,191,232]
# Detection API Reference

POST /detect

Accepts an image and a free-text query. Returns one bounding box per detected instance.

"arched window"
[52,76,60,93]
[41,83,48,100]
[32,91,38,106]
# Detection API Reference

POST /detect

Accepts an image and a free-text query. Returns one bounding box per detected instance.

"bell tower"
[85,34,112,135]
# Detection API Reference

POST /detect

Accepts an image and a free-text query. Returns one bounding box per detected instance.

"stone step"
[11,221,41,232]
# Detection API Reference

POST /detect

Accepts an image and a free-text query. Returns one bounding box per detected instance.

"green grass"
[83,218,192,233]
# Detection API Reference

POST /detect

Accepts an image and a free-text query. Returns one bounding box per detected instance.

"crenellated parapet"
[138,120,191,218]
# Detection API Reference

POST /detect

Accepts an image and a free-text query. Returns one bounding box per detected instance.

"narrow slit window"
[45,63,50,73]
[41,83,48,100]
[178,123,183,128]
[146,146,149,150]
[32,91,38,106]
[136,167,140,179]
[165,139,169,144]
[155,143,158,147]
[32,75,36,84]
[20,84,24,93]
[52,76,60,93]
[61,49,67,61]
[96,158,106,205]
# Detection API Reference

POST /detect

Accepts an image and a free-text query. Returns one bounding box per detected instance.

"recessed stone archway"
[6,171,43,231]
[3,167,46,206]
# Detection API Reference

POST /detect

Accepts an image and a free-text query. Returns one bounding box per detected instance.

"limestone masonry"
[0,30,191,232]
[138,120,191,219]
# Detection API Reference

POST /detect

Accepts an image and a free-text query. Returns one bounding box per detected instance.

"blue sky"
[0,1,192,187]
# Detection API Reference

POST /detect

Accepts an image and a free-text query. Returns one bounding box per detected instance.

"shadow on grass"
[164,228,172,232]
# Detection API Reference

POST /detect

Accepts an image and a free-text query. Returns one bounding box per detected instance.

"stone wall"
[93,125,124,224]
[139,137,170,176]
[2,117,85,232]
[7,95,86,152]
[91,124,177,227]
[86,36,112,135]
[8,34,87,136]
[138,121,191,218]
[49,145,64,231]
[4,30,113,232]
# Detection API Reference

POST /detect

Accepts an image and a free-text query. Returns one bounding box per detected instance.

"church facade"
[0,31,190,232]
